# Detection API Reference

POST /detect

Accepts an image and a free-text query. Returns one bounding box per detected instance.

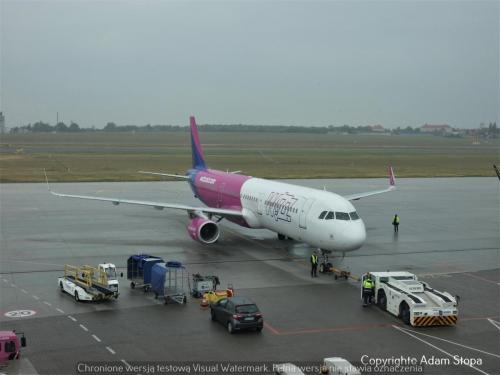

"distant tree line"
[7,121,391,134]
[10,121,84,133]
[8,121,498,138]
[478,122,499,138]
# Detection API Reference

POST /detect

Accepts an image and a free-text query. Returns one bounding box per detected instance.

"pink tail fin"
[190,116,207,170]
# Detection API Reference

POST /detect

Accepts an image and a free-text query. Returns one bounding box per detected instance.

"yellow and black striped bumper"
[413,315,458,327]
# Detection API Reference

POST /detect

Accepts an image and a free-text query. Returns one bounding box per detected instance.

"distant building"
[369,124,385,133]
[420,124,452,134]
[0,112,5,134]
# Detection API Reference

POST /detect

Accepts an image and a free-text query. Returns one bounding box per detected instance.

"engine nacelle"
[187,217,220,244]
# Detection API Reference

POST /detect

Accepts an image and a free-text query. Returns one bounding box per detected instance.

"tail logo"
[200,176,216,185]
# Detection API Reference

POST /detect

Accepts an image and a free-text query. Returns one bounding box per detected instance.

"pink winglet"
[389,166,396,186]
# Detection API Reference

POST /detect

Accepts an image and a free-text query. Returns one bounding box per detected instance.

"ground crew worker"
[310,251,319,278]
[362,273,375,306]
[392,214,400,233]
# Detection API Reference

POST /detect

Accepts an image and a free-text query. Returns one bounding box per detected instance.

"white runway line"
[10,284,16,288]
[91,334,101,343]
[56,308,65,314]
[43,301,52,306]
[79,324,88,332]
[106,346,116,355]
[2,279,8,282]
[21,289,28,294]
[393,325,490,375]
[68,316,77,322]
[397,326,500,358]
[32,295,40,300]
[487,318,500,331]
[121,359,131,368]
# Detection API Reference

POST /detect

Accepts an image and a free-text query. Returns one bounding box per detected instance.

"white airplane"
[47,116,396,253]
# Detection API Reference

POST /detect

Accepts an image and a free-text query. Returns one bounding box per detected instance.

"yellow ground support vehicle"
[58,263,119,301]
[201,286,234,307]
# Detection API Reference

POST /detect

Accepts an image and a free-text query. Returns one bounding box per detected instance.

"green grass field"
[1,132,498,182]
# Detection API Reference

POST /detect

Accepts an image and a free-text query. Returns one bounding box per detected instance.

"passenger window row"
[318,211,360,221]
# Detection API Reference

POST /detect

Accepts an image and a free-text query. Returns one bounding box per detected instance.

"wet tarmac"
[0,178,499,374]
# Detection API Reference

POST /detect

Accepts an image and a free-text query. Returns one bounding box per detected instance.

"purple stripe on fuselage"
[188,168,252,227]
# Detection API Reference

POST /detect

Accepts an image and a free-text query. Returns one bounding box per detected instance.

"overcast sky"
[1,0,498,128]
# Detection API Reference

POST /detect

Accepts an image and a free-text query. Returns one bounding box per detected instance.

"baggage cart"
[151,261,190,304]
[127,254,163,291]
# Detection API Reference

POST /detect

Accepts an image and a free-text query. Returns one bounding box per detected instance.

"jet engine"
[187,217,220,244]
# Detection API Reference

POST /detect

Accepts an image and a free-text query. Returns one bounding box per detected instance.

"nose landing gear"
[318,249,351,280]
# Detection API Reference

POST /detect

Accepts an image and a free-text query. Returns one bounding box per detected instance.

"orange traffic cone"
[200,298,209,309]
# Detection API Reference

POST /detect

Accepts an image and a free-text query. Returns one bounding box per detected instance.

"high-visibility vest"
[393,216,400,224]
[363,279,374,289]
[311,254,318,265]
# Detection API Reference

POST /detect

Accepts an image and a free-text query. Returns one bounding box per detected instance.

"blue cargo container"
[151,263,168,297]
[143,258,164,284]
[127,254,163,289]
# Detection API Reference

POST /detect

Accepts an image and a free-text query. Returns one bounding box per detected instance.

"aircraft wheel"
[400,303,411,325]
[378,291,387,311]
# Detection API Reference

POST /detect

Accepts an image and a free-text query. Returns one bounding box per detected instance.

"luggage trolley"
[164,261,190,304]
[127,254,163,291]
[151,261,190,305]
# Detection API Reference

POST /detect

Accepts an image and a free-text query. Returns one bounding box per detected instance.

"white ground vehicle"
[274,363,305,375]
[323,357,360,375]
[362,271,458,327]
[58,264,119,302]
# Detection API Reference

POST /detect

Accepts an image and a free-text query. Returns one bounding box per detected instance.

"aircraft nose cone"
[340,220,366,251]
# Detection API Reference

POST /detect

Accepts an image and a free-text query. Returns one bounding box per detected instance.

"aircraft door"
[299,198,315,229]
[257,193,265,215]
[217,182,226,208]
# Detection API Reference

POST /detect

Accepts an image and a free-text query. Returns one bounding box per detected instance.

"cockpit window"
[325,211,335,220]
[349,211,360,220]
[318,211,327,219]
[336,212,350,220]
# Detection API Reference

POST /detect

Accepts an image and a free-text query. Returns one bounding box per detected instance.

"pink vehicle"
[0,331,26,362]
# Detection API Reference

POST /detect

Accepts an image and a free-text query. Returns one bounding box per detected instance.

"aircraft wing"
[44,170,242,217]
[138,171,190,180]
[49,190,243,217]
[344,166,396,201]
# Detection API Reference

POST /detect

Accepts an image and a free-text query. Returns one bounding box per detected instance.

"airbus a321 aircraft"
[48,116,395,253]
